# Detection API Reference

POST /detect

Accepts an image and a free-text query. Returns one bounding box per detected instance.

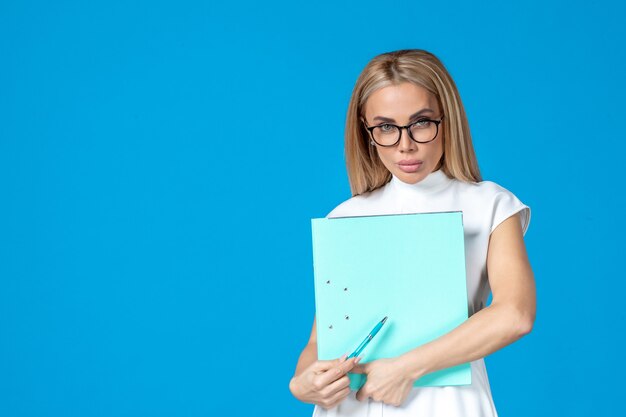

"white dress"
[312,169,531,417]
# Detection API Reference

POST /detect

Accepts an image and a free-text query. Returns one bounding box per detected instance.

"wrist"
[399,349,429,381]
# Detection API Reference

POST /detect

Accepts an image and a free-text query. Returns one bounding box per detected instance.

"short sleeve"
[325,194,367,219]
[326,202,348,219]
[489,189,531,236]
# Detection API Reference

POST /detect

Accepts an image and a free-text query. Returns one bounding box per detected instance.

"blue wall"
[1,0,624,415]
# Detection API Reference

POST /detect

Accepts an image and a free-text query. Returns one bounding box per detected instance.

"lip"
[397,159,423,166]
[396,160,423,173]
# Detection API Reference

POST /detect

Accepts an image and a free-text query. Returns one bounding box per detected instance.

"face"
[362,82,444,184]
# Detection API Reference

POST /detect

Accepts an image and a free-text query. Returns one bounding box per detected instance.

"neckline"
[389,169,453,195]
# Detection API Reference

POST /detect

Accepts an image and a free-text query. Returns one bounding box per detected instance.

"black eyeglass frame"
[362,115,445,147]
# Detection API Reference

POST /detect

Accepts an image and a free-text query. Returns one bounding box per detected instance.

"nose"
[398,126,417,152]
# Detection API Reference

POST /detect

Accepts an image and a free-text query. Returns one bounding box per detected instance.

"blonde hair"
[345,49,482,196]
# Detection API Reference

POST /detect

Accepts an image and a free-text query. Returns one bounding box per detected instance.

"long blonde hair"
[345,49,481,196]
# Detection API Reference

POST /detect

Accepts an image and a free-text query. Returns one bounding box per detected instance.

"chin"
[396,170,426,184]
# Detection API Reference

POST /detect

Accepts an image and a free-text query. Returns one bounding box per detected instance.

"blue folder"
[311,211,471,390]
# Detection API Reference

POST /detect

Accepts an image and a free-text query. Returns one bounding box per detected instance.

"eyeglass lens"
[372,120,439,146]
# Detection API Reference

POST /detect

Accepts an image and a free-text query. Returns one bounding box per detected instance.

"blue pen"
[347,316,388,359]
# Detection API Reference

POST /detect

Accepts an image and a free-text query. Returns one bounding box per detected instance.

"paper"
[311,211,471,389]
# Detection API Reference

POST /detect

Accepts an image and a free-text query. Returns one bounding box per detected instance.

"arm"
[290,316,361,409]
[293,317,318,378]
[400,212,536,380]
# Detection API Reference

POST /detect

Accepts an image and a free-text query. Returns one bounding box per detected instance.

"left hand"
[351,356,416,407]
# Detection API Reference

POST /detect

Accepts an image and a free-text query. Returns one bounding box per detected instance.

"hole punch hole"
[326,280,331,284]
[329,325,333,329]
[345,315,350,320]
[344,287,348,291]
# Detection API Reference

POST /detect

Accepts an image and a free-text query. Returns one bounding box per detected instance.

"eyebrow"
[373,108,435,123]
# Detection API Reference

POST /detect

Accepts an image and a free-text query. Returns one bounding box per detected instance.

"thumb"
[356,385,370,402]
[312,353,348,372]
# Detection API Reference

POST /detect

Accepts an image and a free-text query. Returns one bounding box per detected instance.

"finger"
[321,374,351,398]
[312,354,348,373]
[323,386,351,410]
[318,357,360,387]
[324,356,356,376]
[350,363,366,374]
[338,356,361,374]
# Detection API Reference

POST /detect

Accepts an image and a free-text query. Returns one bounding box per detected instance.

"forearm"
[293,342,318,378]
[401,302,532,380]
[290,343,318,399]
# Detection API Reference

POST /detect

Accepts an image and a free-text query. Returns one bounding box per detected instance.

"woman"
[289,49,536,416]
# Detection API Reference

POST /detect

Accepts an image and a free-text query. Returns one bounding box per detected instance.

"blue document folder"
[311,211,471,390]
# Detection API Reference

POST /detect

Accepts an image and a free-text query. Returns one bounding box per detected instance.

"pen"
[347,316,388,359]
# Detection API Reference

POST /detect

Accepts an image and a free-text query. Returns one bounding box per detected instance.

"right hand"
[290,354,362,410]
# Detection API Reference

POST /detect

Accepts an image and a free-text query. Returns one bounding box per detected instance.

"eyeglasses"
[362,115,445,147]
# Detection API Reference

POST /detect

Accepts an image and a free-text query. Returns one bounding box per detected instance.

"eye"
[412,119,432,129]
[379,123,395,132]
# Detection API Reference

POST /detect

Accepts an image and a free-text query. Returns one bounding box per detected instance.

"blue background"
[1,0,624,416]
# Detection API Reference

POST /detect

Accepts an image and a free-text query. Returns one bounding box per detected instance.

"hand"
[289,354,362,410]
[351,357,416,407]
